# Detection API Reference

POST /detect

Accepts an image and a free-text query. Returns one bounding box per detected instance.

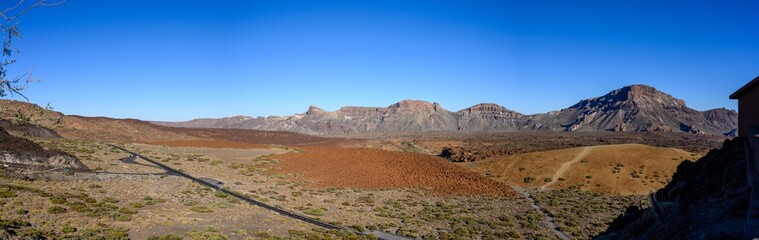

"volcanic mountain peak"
[570,84,685,110]
[626,84,685,105]
[388,99,442,112]
[228,115,253,121]
[458,103,523,116]
[461,103,508,112]
[306,105,326,115]
[626,84,658,93]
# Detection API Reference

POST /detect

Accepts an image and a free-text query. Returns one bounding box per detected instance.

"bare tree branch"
[0,0,62,100]
[0,0,64,22]
[0,0,62,126]
[0,0,26,18]
[6,70,34,100]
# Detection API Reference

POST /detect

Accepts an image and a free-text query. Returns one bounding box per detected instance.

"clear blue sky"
[4,0,758,121]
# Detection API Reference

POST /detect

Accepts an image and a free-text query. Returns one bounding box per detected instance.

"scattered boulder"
[439,147,477,162]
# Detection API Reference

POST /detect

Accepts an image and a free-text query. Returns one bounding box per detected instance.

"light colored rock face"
[3,152,83,172]
[47,154,87,169]
[156,85,738,136]
[0,152,85,169]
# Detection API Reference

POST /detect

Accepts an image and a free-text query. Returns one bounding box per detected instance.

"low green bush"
[147,234,183,240]
[190,205,214,213]
[303,208,327,216]
[524,176,536,183]
[47,206,67,214]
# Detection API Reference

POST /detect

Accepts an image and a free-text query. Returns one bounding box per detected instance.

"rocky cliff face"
[235,100,461,135]
[596,137,752,239]
[156,85,738,136]
[455,103,526,131]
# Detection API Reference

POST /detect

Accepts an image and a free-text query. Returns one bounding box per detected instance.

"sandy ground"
[469,144,696,195]
[147,140,269,149]
[541,146,595,190]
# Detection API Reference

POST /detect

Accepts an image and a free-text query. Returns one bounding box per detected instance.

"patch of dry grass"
[471,144,694,195]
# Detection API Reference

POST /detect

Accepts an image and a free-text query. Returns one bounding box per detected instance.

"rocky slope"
[455,103,526,131]
[0,99,197,142]
[534,85,737,135]
[0,127,86,169]
[595,137,753,239]
[157,85,737,136]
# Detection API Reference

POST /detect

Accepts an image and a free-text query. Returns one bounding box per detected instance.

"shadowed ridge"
[596,138,751,239]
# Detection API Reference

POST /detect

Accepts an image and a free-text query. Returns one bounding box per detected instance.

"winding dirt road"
[540,146,594,191]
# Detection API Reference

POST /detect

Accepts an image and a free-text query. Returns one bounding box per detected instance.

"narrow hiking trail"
[540,146,594,191]
[512,186,573,240]
[508,146,596,239]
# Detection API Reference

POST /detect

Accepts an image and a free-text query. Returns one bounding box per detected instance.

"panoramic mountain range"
[156,85,738,136]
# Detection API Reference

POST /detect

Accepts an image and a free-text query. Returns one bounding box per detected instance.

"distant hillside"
[0,100,197,142]
[157,85,737,136]
[0,100,332,145]
[158,100,528,135]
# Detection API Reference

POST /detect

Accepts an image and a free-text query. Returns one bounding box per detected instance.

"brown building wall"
[739,86,759,137]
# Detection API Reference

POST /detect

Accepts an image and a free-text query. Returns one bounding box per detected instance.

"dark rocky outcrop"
[596,138,754,239]
[156,85,738,136]
[438,147,477,162]
[0,127,86,169]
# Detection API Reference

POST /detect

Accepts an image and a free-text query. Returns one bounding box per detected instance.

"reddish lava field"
[273,146,516,197]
